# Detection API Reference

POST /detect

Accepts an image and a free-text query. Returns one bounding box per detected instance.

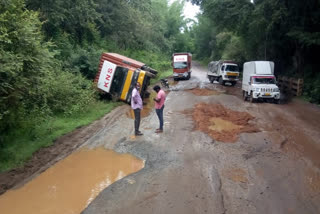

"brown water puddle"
[0,147,144,214]
[184,103,258,142]
[209,118,242,132]
[222,168,248,183]
[187,88,220,96]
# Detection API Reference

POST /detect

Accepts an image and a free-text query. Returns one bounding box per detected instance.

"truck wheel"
[219,77,224,85]
[243,91,248,101]
[274,99,280,104]
[210,77,214,83]
[231,82,236,86]
[249,94,255,103]
[187,72,191,80]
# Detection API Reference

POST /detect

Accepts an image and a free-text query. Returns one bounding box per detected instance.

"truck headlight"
[274,88,280,92]
[255,88,260,92]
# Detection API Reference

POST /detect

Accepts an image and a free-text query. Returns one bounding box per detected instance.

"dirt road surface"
[81,62,320,214]
[1,62,320,214]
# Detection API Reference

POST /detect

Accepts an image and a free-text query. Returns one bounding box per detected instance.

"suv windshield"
[225,65,239,72]
[174,62,188,69]
[253,77,276,84]
[109,67,127,95]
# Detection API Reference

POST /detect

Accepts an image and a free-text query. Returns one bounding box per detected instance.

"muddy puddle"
[209,118,242,132]
[0,147,144,214]
[184,103,258,142]
[222,168,248,183]
[187,88,220,96]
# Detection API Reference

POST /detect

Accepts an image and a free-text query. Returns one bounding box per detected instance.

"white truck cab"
[207,60,239,86]
[242,61,280,103]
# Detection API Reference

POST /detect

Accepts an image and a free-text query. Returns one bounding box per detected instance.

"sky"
[183,1,201,21]
[169,0,201,22]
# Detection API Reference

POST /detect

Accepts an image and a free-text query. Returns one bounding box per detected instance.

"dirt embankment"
[0,106,128,196]
[185,103,258,142]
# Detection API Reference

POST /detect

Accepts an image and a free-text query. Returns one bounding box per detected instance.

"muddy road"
[83,62,320,213]
[1,62,320,214]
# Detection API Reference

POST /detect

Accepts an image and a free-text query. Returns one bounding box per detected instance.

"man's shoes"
[155,129,163,133]
[135,131,143,136]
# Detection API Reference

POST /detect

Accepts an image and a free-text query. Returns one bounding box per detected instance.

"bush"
[304,72,320,104]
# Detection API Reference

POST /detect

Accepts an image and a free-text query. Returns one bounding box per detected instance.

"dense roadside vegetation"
[191,0,320,103]
[0,0,194,171]
[1,0,319,171]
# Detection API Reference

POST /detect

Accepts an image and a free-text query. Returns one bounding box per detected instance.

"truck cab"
[207,60,239,86]
[172,53,192,80]
[95,53,156,103]
[219,62,239,85]
[242,61,280,103]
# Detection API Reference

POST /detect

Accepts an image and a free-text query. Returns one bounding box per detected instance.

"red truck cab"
[172,53,192,80]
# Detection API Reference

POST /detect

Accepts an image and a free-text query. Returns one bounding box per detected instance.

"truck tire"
[274,99,280,104]
[187,72,191,80]
[249,93,255,103]
[231,81,236,86]
[243,91,247,101]
[210,77,214,83]
[219,77,224,85]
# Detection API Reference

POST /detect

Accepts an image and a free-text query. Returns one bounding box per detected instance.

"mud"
[1,61,320,214]
[222,168,248,183]
[0,147,144,214]
[0,107,125,195]
[187,103,258,142]
[187,88,220,96]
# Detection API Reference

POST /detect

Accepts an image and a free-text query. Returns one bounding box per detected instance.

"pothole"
[0,147,144,214]
[184,103,259,142]
[209,118,242,132]
[222,168,248,183]
[187,88,221,96]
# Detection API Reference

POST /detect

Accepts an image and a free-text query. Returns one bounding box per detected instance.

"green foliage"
[1,0,194,171]
[0,101,120,172]
[0,0,56,132]
[303,70,320,104]
[193,0,320,103]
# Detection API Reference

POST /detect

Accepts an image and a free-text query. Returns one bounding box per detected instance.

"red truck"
[94,53,157,103]
[172,53,192,80]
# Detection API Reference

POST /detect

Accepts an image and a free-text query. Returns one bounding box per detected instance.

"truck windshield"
[225,65,239,72]
[109,67,127,95]
[253,77,276,84]
[174,62,188,69]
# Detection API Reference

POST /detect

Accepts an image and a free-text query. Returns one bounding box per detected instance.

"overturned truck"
[94,53,157,103]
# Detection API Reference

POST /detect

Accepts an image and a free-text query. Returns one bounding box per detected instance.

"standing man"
[131,82,143,136]
[153,85,166,133]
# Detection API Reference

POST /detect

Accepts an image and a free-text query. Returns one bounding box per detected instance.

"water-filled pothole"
[183,103,259,142]
[209,118,242,132]
[0,147,144,214]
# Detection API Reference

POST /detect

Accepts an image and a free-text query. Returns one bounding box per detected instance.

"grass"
[0,101,121,172]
